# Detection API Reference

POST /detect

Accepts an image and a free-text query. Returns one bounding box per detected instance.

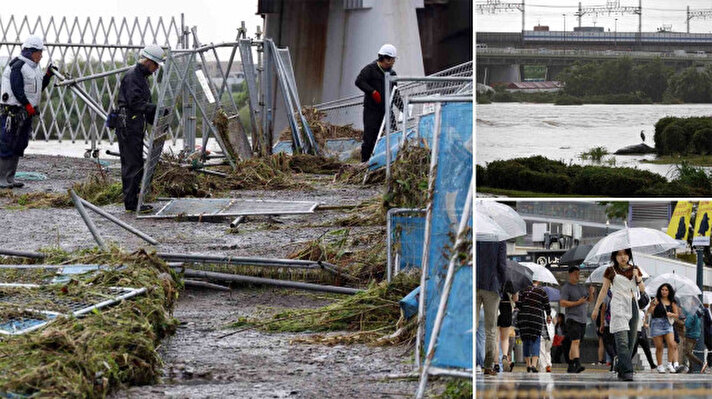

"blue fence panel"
[423,102,473,370]
[393,215,425,271]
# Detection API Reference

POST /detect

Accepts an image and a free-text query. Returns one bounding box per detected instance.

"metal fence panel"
[141,197,318,219]
[0,15,183,144]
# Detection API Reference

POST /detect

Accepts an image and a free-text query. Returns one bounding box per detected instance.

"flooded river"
[476,103,712,178]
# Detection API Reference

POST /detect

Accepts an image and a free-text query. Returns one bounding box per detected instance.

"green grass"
[640,155,712,166]
[580,146,609,162]
[476,186,599,198]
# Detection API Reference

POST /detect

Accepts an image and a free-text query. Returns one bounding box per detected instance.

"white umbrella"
[476,201,526,240]
[520,262,559,285]
[584,227,683,265]
[645,273,702,298]
[584,263,650,284]
[475,209,509,241]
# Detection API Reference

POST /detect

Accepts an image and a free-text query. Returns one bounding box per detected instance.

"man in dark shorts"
[560,265,594,373]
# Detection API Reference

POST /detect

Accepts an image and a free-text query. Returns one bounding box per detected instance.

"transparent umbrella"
[475,209,510,242]
[520,262,559,285]
[645,273,702,298]
[677,295,704,317]
[476,201,526,241]
[585,263,650,284]
[584,228,683,265]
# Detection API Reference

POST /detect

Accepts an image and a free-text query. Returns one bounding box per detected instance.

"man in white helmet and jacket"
[355,43,403,163]
[115,44,165,213]
[0,35,54,188]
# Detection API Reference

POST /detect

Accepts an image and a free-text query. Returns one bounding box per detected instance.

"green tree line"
[556,57,712,103]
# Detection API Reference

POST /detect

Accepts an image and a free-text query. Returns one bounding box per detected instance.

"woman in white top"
[591,248,646,381]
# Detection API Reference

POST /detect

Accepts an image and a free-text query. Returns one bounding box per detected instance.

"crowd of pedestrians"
[476,244,712,379]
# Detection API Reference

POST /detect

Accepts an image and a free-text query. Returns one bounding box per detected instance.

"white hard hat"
[378,44,397,58]
[140,44,166,64]
[22,35,44,51]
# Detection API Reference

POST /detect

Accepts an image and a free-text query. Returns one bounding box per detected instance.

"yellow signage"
[693,201,712,246]
[667,201,693,241]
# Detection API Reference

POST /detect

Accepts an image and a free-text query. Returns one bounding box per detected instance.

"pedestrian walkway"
[476,370,712,398]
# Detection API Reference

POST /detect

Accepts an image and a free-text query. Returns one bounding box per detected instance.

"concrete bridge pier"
[484,64,522,84]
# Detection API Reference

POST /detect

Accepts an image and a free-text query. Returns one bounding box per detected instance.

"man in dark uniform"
[0,35,54,188]
[116,44,165,212]
[355,43,399,162]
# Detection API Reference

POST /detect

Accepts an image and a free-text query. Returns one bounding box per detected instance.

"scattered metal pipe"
[69,189,108,251]
[184,279,231,291]
[195,168,228,178]
[73,287,147,317]
[54,66,133,86]
[0,249,46,259]
[182,268,361,295]
[156,252,336,269]
[79,198,159,245]
[230,216,245,228]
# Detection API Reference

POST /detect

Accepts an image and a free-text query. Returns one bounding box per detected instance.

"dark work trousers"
[631,329,657,369]
[116,113,145,211]
[361,108,384,162]
[0,112,32,159]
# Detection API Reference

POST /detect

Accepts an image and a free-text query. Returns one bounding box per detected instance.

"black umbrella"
[559,244,593,266]
[506,260,534,293]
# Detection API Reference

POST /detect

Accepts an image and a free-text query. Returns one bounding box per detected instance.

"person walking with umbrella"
[475,240,508,376]
[560,265,594,373]
[497,289,518,372]
[647,283,680,373]
[516,280,551,372]
[591,249,646,381]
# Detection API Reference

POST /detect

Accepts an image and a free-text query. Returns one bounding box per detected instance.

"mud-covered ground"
[1,154,444,398]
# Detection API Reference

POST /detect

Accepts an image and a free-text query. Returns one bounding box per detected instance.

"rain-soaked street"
[477,367,712,398]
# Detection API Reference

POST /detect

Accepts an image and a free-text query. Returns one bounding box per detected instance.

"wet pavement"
[477,369,712,398]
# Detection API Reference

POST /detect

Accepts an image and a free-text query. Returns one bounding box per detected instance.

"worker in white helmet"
[0,35,54,188]
[115,44,166,213]
[355,43,402,163]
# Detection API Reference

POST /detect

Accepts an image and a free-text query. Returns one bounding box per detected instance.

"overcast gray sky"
[477,0,712,33]
[10,0,262,55]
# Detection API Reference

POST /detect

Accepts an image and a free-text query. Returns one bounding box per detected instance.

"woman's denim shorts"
[649,317,673,337]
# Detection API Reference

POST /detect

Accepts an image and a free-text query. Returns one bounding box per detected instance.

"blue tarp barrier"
[422,102,473,370]
[400,286,420,320]
[392,214,425,271]
[367,114,436,170]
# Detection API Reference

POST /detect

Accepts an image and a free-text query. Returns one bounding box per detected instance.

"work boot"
[0,157,13,189]
[7,156,23,188]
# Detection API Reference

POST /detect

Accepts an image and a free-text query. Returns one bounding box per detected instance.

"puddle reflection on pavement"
[476,372,712,398]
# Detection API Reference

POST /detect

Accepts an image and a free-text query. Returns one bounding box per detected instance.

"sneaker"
[676,366,689,374]
[502,356,510,373]
[484,368,497,376]
[622,372,634,381]
[657,365,667,373]
[567,363,576,373]
[509,361,515,373]
[666,363,676,373]
[575,365,586,373]
[546,366,551,373]
[531,367,539,373]
[494,364,500,373]
[476,365,483,374]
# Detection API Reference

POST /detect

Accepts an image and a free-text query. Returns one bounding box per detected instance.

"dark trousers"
[116,122,145,211]
[0,113,32,158]
[631,330,657,369]
[361,108,384,162]
[602,328,617,367]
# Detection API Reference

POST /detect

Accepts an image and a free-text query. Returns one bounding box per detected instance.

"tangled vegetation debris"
[278,107,363,152]
[0,248,179,398]
[229,272,419,346]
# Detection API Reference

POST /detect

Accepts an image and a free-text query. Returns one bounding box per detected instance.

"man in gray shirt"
[560,265,594,373]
